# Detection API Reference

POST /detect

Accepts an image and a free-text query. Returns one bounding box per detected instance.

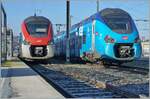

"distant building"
[7,28,13,60]
[1,26,7,61]
[141,41,149,57]
[13,35,20,56]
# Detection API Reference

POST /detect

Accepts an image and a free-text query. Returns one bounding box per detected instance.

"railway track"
[91,58,149,75]
[119,64,149,74]
[100,63,149,75]
[22,58,149,98]
[52,57,149,74]
[24,61,124,98]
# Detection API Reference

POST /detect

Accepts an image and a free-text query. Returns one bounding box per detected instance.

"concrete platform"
[0,61,64,99]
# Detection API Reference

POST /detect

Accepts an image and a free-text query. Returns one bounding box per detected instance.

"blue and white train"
[54,8,142,65]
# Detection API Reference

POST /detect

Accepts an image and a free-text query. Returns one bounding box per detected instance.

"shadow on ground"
[109,82,149,97]
[1,68,37,77]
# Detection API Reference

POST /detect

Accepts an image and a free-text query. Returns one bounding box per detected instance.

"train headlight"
[105,35,115,43]
[134,36,141,43]
[23,40,30,45]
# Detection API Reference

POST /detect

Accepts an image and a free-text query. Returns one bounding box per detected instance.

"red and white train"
[19,16,54,60]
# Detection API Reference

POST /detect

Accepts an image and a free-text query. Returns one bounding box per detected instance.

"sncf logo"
[122,36,128,40]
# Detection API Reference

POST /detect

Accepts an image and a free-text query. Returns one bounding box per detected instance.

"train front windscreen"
[103,17,132,34]
[26,22,49,37]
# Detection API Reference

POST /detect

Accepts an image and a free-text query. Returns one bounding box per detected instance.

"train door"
[73,32,76,57]
[86,25,92,52]
[92,20,96,53]
[79,26,83,56]
[75,29,79,57]
[69,34,72,57]
[72,37,75,57]
[70,33,75,57]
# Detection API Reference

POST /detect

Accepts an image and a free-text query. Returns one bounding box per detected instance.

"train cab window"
[100,9,133,34]
[79,36,82,48]
[26,23,48,37]
[104,17,132,33]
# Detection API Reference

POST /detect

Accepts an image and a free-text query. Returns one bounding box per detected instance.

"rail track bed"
[24,58,149,98]
[44,59,149,98]
[26,62,123,98]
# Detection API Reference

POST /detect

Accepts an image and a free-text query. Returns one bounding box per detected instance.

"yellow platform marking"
[2,61,25,67]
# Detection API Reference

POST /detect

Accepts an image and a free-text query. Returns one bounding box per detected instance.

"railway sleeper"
[61,84,91,88]
[73,92,113,98]
[56,82,86,85]
[68,90,106,94]
[67,88,103,92]
[62,87,101,91]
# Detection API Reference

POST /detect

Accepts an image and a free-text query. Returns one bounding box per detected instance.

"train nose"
[30,46,48,57]
[114,44,134,58]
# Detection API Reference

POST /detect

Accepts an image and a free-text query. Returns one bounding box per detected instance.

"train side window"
[83,34,86,44]
[79,36,82,48]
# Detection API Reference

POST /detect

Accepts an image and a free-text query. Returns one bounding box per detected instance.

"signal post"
[66,0,70,62]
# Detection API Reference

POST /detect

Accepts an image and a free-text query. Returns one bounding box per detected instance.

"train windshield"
[26,23,48,37]
[104,17,132,33]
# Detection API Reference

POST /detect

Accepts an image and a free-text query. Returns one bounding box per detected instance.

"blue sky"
[2,0,150,39]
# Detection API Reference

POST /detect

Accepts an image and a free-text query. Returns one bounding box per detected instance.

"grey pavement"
[0,62,64,99]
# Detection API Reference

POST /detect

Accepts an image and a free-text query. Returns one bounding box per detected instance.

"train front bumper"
[22,44,54,59]
[102,43,142,61]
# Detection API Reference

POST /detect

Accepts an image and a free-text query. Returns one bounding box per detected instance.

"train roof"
[24,16,51,24]
[100,8,130,18]
[71,8,130,30]
[55,8,132,39]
